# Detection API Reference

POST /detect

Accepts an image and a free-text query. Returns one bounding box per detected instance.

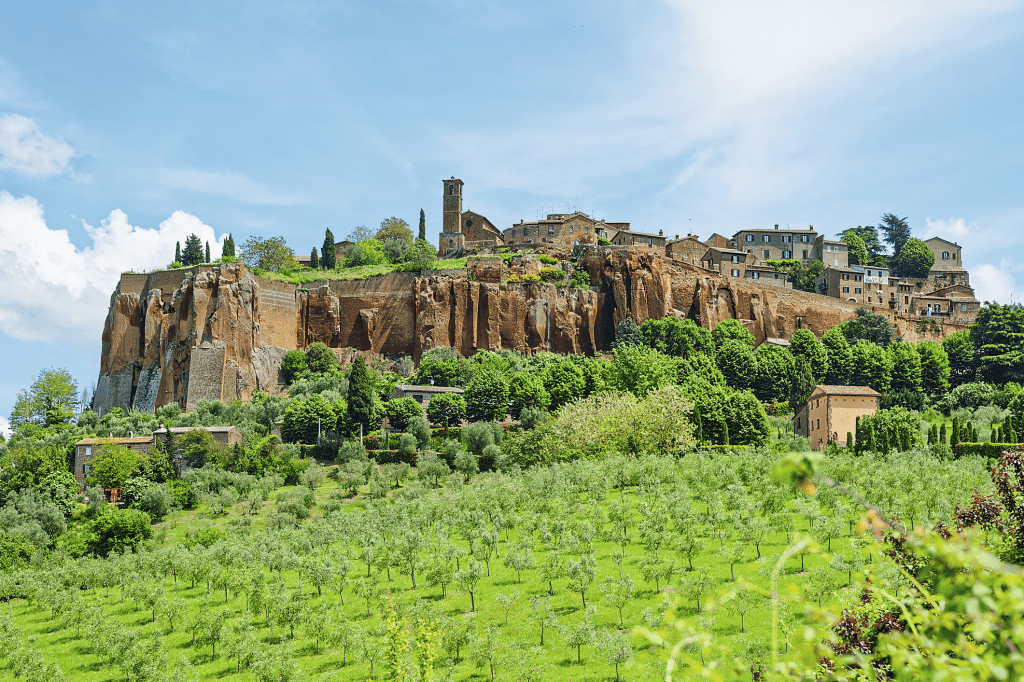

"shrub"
[89,507,152,557]
[398,433,417,457]
[337,440,369,464]
[597,237,612,246]
[408,416,431,449]
[538,254,558,265]
[570,269,591,288]
[539,267,563,282]
[520,274,541,283]
[385,397,423,431]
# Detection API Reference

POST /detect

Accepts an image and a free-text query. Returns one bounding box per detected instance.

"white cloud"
[157,168,301,205]
[0,113,75,178]
[972,261,1024,305]
[0,192,224,344]
[0,417,10,440]
[924,217,973,241]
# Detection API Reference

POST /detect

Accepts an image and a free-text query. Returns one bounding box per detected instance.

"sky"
[2,0,1024,434]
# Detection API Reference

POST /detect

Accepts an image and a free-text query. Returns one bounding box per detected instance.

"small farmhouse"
[794,385,881,451]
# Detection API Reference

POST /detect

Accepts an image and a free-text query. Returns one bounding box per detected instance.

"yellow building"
[794,385,880,450]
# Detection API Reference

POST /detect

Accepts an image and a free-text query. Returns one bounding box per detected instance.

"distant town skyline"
[2,0,1024,430]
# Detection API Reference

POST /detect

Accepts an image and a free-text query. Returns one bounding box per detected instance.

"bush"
[279,458,310,486]
[408,416,431,449]
[139,484,173,520]
[463,421,504,456]
[570,269,591,288]
[520,274,541,283]
[597,237,612,246]
[0,533,34,571]
[336,440,369,465]
[169,480,198,510]
[89,507,152,557]
[398,433,417,457]
[385,398,423,431]
[539,267,562,281]
[538,254,558,265]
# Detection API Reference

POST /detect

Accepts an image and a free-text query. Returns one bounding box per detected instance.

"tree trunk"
[469,591,475,611]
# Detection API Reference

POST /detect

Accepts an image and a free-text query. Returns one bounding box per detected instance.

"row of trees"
[171,233,234,268]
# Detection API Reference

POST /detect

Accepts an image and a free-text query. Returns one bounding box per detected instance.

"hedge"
[367,450,418,466]
[953,442,1024,459]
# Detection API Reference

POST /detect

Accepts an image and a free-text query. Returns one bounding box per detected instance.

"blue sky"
[3,0,1024,433]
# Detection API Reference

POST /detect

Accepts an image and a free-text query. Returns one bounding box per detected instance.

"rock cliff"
[93,251,965,415]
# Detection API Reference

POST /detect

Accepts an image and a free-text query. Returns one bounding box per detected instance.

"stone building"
[611,229,666,249]
[703,233,734,249]
[665,235,706,264]
[73,436,154,491]
[794,385,880,450]
[924,237,965,274]
[733,225,817,262]
[503,212,624,247]
[810,236,850,269]
[816,266,867,303]
[744,264,792,288]
[388,385,466,426]
[702,247,750,278]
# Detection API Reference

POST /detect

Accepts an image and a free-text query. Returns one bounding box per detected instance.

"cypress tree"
[175,241,181,264]
[996,425,1003,443]
[418,209,426,241]
[846,432,853,449]
[939,422,947,445]
[205,241,211,263]
[900,427,910,452]
[951,417,960,447]
[865,422,875,453]
[310,248,319,269]
[346,357,374,436]
[321,229,337,270]
[223,234,235,258]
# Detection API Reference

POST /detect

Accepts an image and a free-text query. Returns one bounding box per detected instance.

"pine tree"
[175,241,181,264]
[206,241,211,263]
[182,234,204,266]
[310,248,319,269]
[418,209,426,241]
[223,234,235,258]
[346,357,374,437]
[321,229,337,270]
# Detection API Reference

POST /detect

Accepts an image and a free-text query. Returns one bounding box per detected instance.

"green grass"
[0,449,988,681]
[253,258,468,284]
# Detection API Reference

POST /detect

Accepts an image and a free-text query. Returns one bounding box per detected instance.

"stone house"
[733,225,817,263]
[794,385,880,450]
[924,237,965,274]
[665,235,706,264]
[702,247,749,278]
[611,229,666,249]
[388,385,466,425]
[810,236,850,269]
[850,265,891,308]
[703,233,734,250]
[503,212,622,247]
[816,266,867,303]
[744,264,792,288]
[73,436,154,491]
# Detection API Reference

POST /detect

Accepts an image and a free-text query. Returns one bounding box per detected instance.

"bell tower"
[440,177,466,255]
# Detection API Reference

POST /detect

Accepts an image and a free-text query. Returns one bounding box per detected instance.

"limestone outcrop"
[93,251,967,415]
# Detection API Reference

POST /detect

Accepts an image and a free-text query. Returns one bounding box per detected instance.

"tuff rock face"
[93,252,964,415]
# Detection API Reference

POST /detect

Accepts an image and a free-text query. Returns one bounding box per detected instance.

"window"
[855,275,862,281]
[802,250,808,258]
[573,240,580,246]
[800,235,810,243]
[466,220,473,228]
[648,237,652,246]
[413,394,424,403]
[962,304,968,311]
[764,249,770,259]
[782,235,792,242]
[942,251,950,259]
[585,227,589,234]
[842,286,849,293]
[83,464,90,475]
[731,255,739,263]
[783,250,792,259]
[86,446,92,457]
[569,226,573,233]
[762,235,771,242]
[449,184,454,195]
[745,234,754,242]
[751,271,760,279]
[868,297,872,303]
[855,287,862,294]
[842,274,849,280]
[731,269,740,277]
[905,296,909,304]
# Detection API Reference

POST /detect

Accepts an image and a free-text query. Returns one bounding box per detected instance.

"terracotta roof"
[810,385,881,397]
[75,436,153,445]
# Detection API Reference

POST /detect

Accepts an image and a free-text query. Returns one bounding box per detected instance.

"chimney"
[676,234,680,240]
[809,225,814,230]
[659,229,663,236]
[774,224,779,229]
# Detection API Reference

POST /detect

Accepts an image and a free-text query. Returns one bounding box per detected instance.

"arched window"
[573,240,579,246]
[449,240,453,248]
[449,185,454,195]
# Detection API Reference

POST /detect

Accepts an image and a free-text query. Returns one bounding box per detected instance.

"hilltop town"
[439,176,978,324]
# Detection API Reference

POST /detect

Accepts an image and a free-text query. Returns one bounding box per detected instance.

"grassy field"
[252,258,468,285]
[0,449,990,681]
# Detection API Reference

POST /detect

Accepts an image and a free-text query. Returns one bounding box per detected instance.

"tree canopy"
[9,368,78,433]
[879,213,911,259]
[893,237,934,278]
[239,236,297,271]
